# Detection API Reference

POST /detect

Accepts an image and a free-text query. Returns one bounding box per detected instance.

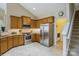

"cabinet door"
[21,16,31,25]
[1,38,8,54]
[13,36,19,47]
[18,35,24,46]
[48,17,54,23]
[10,16,18,29]
[31,20,35,28]
[36,20,40,28]
[17,17,22,29]
[7,36,13,50]
[32,34,36,42]
[36,34,40,42]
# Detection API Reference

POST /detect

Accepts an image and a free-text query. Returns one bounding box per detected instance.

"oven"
[23,33,32,44]
[24,33,31,40]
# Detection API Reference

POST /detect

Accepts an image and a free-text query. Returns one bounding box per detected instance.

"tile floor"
[2,42,62,56]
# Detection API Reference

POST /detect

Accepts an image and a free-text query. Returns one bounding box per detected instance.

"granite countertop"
[0,29,40,39]
[0,32,23,38]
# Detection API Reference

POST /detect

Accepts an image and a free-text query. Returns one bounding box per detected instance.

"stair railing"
[62,10,75,56]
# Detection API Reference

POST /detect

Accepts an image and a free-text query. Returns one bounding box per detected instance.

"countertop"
[0,29,40,38]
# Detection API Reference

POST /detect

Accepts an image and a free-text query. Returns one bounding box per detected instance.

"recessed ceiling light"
[33,8,36,10]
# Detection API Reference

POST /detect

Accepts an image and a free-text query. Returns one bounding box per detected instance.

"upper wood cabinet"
[10,16,18,29]
[17,17,22,29]
[31,20,37,28]
[21,16,31,25]
[39,16,54,24]
[48,16,54,23]
[10,16,22,29]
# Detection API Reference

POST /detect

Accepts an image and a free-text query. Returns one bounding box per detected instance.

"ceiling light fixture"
[33,8,36,10]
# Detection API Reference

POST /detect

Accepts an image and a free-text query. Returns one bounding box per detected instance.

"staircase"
[69,11,79,56]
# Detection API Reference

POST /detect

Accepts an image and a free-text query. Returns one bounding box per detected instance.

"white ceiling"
[20,3,67,19]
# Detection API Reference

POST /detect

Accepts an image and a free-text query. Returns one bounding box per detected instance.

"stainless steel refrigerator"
[40,23,54,47]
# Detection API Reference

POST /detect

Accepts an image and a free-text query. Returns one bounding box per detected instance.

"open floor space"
[2,42,62,56]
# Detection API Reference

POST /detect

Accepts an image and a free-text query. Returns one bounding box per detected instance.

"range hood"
[22,25,31,28]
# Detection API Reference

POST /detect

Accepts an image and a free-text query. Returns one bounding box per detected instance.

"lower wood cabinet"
[0,35,24,55]
[13,35,24,47]
[32,34,36,42]
[0,37,8,55]
[18,35,24,46]
[36,34,40,42]
[32,34,40,42]
[13,35,19,47]
[7,36,13,50]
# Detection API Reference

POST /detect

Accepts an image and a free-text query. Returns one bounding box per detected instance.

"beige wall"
[6,3,37,30]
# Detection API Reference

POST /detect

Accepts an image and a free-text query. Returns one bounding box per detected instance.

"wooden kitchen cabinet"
[32,34,37,42]
[48,16,54,23]
[31,20,40,28]
[0,37,8,55]
[21,16,31,25]
[36,34,40,42]
[0,35,24,55]
[17,17,22,29]
[13,35,19,47]
[39,16,54,24]
[13,35,24,47]
[32,34,40,42]
[10,16,22,29]
[7,36,13,50]
[31,20,37,28]
[10,16,18,29]
[18,35,24,46]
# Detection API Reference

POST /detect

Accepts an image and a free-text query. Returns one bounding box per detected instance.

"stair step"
[71,36,79,39]
[72,29,79,32]
[74,21,79,22]
[73,27,79,29]
[72,32,79,35]
[69,49,79,56]
[70,40,79,45]
[72,30,79,31]
[74,18,79,20]
[71,35,79,38]
[69,47,79,56]
[73,25,79,27]
[73,23,79,26]
[69,39,79,48]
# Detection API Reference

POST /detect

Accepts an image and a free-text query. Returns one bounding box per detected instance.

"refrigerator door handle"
[40,30,42,37]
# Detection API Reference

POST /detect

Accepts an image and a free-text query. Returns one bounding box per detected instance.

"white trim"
[62,8,76,56]
[54,18,57,46]
[67,8,76,54]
